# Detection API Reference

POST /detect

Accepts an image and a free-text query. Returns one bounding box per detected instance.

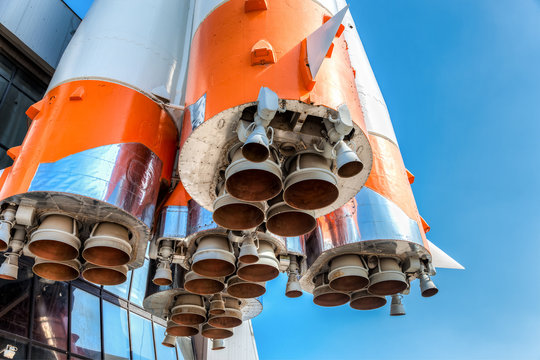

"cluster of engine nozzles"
[152,234,280,300]
[164,294,247,340]
[311,255,438,310]
[213,139,363,237]
[0,214,134,284]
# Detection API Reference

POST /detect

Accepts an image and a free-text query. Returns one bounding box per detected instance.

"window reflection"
[103,270,132,299]
[70,288,101,359]
[129,259,149,307]
[0,264,32,337]
[30,345,67,360]
[153,323,177,360]
[103,301,130,360]
[32,279,68,350]
[0,334,27,360]
[130,313,155,360]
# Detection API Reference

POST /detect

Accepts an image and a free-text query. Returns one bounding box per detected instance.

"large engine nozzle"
[213,190,265,231]
[82,222,131,267]
[236,240,279,282]
[368,258,408,296]
[312,274,350,307]
[32,258,81,282]
[201,323,233,340]
[328,254,369,292]
[170,294,207,326]
[226,275,266,299]
[184,270,225,295]
[266,193,316,237]
[167,320,199,337]
[207,297,243,329]
[28,215,80,261]
[191,235,236,278]
[283,153,338,210]
[349,289,387,310]
[81,262,128,286]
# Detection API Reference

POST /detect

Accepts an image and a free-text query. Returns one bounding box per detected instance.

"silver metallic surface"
[300,187,429,293]
[3,143,163,269]
[178,100,372,219]
[188,93,206,131]
[157,205,189,243]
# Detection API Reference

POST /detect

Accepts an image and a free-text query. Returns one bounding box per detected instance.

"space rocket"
[0,0,462,346]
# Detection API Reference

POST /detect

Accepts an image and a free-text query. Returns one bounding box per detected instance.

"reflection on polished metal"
[419,272,438,297]
[328,254,369,292]
[390,294,406,316]
[237,241,279,282]
[334,140,363,178]
[162,334,176,348]
[349,290,387,310]
[82,222,131,267]
[312,275,350,307]
[170,294,207,326]
[153,260,173,286]
[209,294,226,315]
[191,235,236,278]
[167,320,199,337]
[32,258,81,282]
[201,323,233,340]
[184,270,225,295]
[212,339,225,351]
[225,146,282,202]
[0,253,19,280]
[283,153,338,210]
[213,189,265,231]
[242,124,271,163]
[0,206,16,251]
[285,273,303,298]
[28,215,80,261]
[81,262,128,286]
[208,297,243,329]
[238,234,259,264]
[368,258,408,296]
[266,193,316,237]
[226,275,266,299]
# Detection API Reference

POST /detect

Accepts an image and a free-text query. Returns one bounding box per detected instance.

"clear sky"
[65,0,540,359]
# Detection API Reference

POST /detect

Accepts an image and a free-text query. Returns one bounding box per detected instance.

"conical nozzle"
[192,235,236,278]
[242,124,270,163]
[162,334,176,348]
[28,215,80,261]
[82,222,131,267]
[153,260,173,286]
[184,271,225,295]
[0,254,19,280]
[33,258,81,282]
[236,241,279,282]
[419,272,438,297]
[285,273,303,298]
[390,294,406,316]
[212,339,225,350]
[238,235,259,264]
[334,140,363,178]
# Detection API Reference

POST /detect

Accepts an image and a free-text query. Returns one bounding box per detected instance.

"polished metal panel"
[0,0,80,70]
[29,143,162,227]
[187,199,220,236]
[284,236,306,257]
[188,93,206,131]
[157,205,189,242]
[300,187,429,292]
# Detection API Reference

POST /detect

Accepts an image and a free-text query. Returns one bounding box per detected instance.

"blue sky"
[65,1,540,359]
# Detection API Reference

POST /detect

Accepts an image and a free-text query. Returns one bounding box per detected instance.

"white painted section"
[427,240,465,270]
[192,0,229,38]
[205,321,258,360]
[48,0,191,103]
[335,0,399,145]
[312,0,339,14]
[0,0,80,69]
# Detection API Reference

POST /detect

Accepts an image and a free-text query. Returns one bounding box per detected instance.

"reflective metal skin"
[82,222,131,267]
[191,235,236,278]
[184,271,225,296]
[266,193,316,237]
[283,153,339,210]
[157,205,188,243]
[226,275,266,299]
[208,297,243,329]
[328,254,369,292]
[32,258,81,282]
[237,241,279,282]
[28,215,80,262]
[225,146,282,202]
[81,262,128,286]
[312,274,350,307]
[368,258,408,296]
[349,290,387,311]
[170,294,207,326]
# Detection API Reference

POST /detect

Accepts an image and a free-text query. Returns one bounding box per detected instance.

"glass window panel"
[153,324,177,360]
[0,76,8,103]
[32,279,69,350]
[129,313,155,360]
[0,265,32,337]
[103,270,132,299]
[12,70,45,101]
[30,346,67,360]
[0,333,27,360]
[0,85,34,169]
[70,288,101,359]
[103,301,130,360]
[129,259,149,307]
[0,54,15,80]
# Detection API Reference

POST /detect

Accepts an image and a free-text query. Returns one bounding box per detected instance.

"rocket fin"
[427,240,465,270]
[306,5,349,79]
